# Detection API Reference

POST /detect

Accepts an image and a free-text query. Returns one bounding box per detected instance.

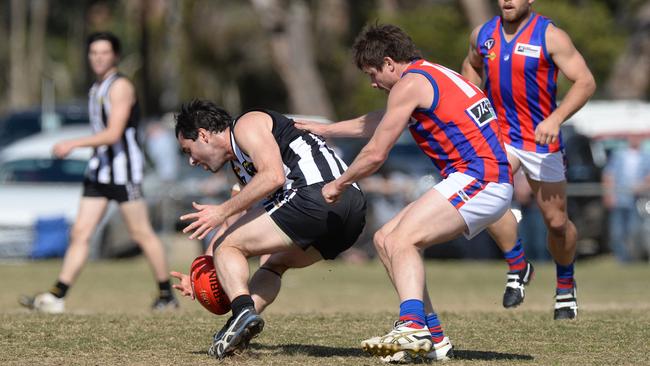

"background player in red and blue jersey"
[463,0,596,320]
[297,23,514,362]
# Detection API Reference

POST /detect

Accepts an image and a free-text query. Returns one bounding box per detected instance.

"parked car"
[0,103,88,150]
[0,126,140,260]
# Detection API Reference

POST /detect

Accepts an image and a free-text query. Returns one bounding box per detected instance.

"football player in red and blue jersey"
[297,23,515,362]
[463,0,596,320]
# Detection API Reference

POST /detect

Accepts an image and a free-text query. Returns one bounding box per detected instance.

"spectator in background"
[145,114,180,183]
[145,114,180,234]
[602,135,650,262]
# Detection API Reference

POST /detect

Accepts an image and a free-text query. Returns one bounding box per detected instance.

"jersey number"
[421,61,477,98]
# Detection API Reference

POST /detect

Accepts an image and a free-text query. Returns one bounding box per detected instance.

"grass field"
[1,235,649,365]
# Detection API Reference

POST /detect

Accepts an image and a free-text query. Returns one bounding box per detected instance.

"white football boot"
[361,321,432,357]
[554,284,578,320]
[21,293,65,314]
[380,336,453,363]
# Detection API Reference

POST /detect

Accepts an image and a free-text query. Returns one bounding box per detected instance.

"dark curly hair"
[352,23,422,70]
[175,99,233,140]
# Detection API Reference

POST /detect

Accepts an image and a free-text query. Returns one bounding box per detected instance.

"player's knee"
[259,261,288,276]
[215,241,248,258]
[69,226,92,246]
[373,230,388,256]
[546,214,568,237]
[128,225,155,245]
[382,232,410,258]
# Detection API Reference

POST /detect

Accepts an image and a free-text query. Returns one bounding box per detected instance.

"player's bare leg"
[487,151,534,308]
[210,207,295,359]
[58,198,109,284]
[363,189,465,358]
[528,178,578,319]
[121,200,177,310]
[19,197,108,313]
[250,246,322,313]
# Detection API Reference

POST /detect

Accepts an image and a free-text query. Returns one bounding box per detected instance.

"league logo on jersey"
[483,38,495,50]
[465,98,496,128]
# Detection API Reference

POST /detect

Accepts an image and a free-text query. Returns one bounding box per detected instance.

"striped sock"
[398,299,426,328]
[504,239,527,272]
[556,261,575,293]
[425,312,445,343]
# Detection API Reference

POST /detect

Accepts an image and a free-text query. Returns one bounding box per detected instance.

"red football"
[190,255,231,315]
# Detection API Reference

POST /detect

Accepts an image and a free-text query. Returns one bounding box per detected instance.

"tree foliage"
[0,0,643,117]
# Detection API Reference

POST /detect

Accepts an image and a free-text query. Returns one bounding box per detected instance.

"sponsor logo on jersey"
[465,98,497,128]
[483,38,495,50]
[487,52,497,61]
[514,42,541,58]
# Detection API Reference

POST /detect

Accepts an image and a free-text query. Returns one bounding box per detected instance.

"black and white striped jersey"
[229,109,359,192]
[85,72,144,185]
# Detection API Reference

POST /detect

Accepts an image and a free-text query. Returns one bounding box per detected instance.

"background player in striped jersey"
[173,100,366,359]
[297,23,514,362]
[20,32,177,313]
[463,0,596,320]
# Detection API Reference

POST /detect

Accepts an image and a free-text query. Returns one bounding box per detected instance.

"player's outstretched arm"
[294,110,385,138]
[322,77,421,203]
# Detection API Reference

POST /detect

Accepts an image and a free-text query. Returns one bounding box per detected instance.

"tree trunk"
[9,0,29,108]
[159,0,182,111]
[378,0,398,15]
[458,0,493,29]
[28,0,49,103]
[250,0,334,119]
[605,2,650,99]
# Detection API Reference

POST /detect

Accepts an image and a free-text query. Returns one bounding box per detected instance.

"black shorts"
[82,179,144,203]
[264,183,366,260]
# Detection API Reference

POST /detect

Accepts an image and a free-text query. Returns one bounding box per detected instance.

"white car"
[0,126,137,259]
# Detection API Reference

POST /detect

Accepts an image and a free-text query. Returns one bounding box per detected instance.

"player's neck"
[95,67,118,82]
[501,11,533,37]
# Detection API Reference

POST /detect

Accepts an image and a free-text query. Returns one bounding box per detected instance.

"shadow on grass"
[454,349,534,361]
[253,343,363,357]
[189,345,533,361]
[188,344,362,358]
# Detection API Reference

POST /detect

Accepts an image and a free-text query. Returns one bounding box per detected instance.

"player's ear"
[198,128,210,143]
[384,57,395,72]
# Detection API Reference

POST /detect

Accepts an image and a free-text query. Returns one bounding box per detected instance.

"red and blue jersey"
[404,59,511,184]
[476,13,561,153]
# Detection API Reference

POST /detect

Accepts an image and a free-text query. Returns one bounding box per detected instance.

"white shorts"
[505,143,566,183]
[434,172,513,239]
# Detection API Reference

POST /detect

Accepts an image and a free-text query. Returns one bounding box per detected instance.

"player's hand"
[180,202,226,240]
[322,180,343,204]
[170,271,194,300]
[534,117,561,145]
[52,141,75,159]
[294,119,330,137]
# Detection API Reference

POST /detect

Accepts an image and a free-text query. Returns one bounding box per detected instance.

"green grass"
[1,237,649,365]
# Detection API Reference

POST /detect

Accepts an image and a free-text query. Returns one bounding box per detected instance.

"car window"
[0,110,88,147]
[0,159,87,183]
